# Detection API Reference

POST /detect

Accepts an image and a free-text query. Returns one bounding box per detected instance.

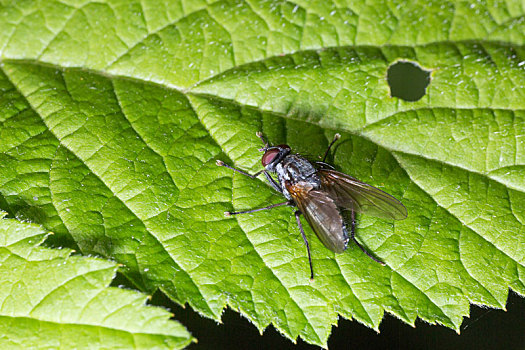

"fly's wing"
[318,169,408,220]
[286,183,349,253]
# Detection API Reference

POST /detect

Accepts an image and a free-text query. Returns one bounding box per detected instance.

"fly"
[216,132,407,280]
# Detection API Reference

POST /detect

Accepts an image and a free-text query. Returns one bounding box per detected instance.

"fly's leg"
[225,201,291,216]
[216,160,283,194]
[255,131,283,193]
[216,160,264,179]
[256,131,268,150]
[295,211,315,281]
[322,133,341,162]
[263,171,283,193]
[350,210,385,265]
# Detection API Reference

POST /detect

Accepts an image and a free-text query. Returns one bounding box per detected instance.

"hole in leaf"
[387,61,431,102]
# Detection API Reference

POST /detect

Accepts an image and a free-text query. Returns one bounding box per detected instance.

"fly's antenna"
[256,131,269,151]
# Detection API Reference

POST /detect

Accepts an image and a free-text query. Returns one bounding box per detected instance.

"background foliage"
[0,211,192,348]
[0,0,524,347]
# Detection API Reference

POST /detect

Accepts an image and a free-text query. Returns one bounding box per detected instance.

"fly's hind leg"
[350,210,385,265]
[322,133,341,162]
[295,211,315,281]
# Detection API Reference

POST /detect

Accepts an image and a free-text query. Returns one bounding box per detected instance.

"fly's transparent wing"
[286,183,348,253]
[318,169,408,220]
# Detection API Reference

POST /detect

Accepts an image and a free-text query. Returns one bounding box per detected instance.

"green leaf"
[0,211,192,349]
[0,0,524,347]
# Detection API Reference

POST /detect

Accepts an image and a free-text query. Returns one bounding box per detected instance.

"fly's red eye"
[261,149,279,167]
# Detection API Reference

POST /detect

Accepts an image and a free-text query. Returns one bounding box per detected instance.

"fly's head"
[260,144,291,172]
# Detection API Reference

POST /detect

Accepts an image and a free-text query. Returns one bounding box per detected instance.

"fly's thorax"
[276,154,321,188]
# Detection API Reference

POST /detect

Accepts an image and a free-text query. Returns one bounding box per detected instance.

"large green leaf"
[0,0,524,346]
[0,211,192,349]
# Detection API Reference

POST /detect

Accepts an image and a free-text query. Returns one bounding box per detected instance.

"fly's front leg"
[256,131,268,150]
[216,160,264,179]
[217,158,289,215]
[350,210,385,265]
[264,171,283,194]
[216,160,282,194]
